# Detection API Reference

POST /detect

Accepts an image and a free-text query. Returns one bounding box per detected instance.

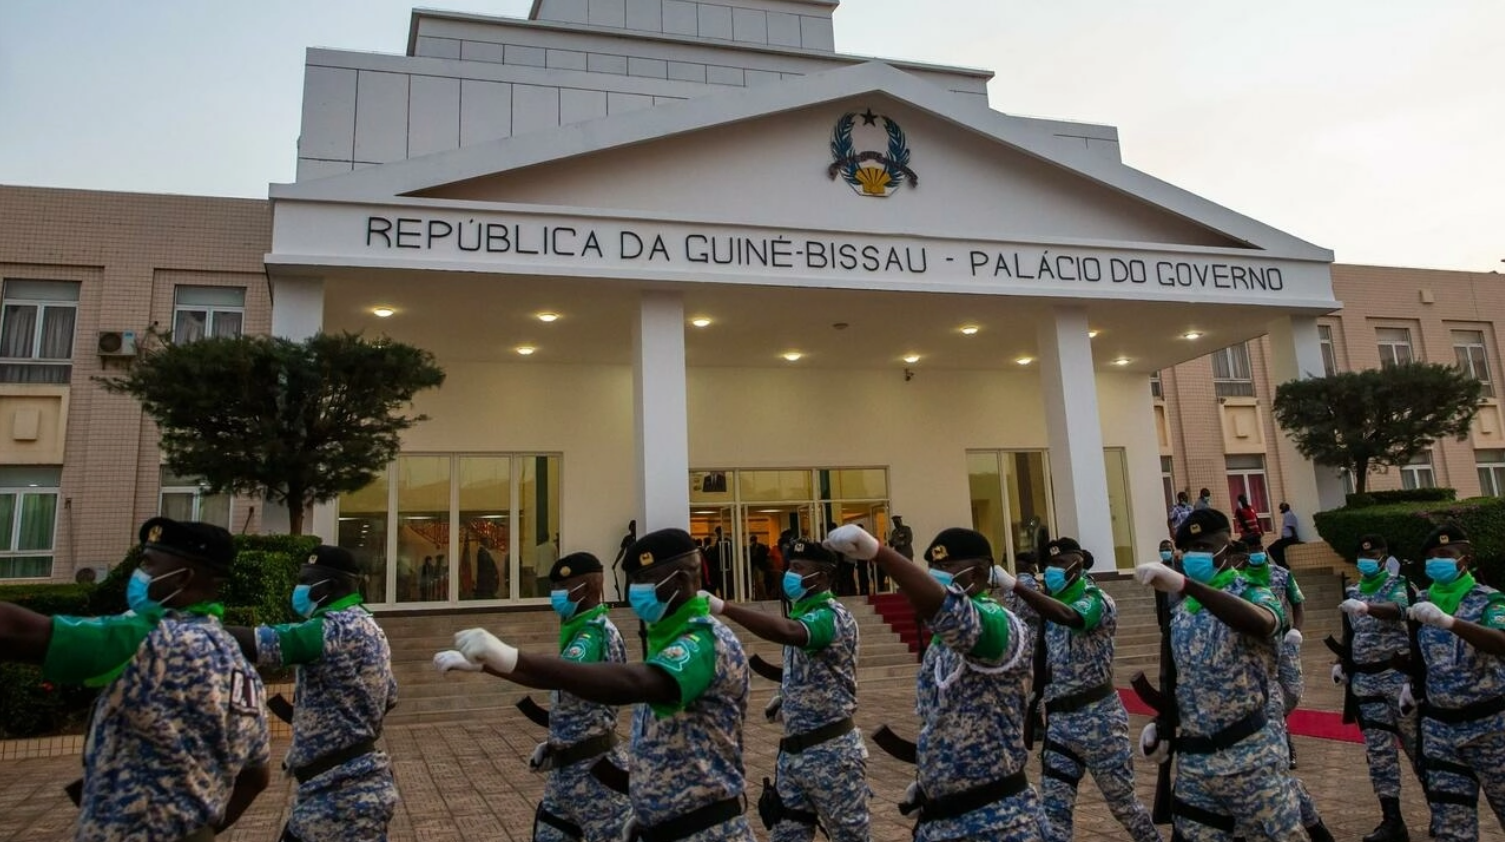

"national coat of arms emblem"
[828,108,917,198]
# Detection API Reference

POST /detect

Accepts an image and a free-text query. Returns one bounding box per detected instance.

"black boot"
[1363,797,1410,842]
[1306,820,1335,842]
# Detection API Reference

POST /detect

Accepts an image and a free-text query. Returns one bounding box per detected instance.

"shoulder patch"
[563,642,587,659]
[229,667,263,715]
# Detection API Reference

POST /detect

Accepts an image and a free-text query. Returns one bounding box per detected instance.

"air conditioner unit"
[73,564,110,585]
[97,330,138,357]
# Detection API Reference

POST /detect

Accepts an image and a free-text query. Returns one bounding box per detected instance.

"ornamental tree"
[103,332,445,533]
[1272,362,1483,495]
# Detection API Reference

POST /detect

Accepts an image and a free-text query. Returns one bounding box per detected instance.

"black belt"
[633,797,742,842]
[917,770,1029,824]
[551,732,618,768]
[1353,658,1400,675]
[535,804,583,838]
[1045,682,1115,715]
[293,738,378,784]
[1172,797,1235,832]
[1423,696,1505,724]
[779,717,855,754]
[1177,709,1267,755]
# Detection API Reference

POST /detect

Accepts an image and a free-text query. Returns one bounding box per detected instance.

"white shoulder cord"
[934,610,1027,704]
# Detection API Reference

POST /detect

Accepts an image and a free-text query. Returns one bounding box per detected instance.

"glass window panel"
[741,470,812,502]
[518,456,561,600]
[4,280,79,302]
[459,456,510,602]
[176,286,246,308]
[690,470,734,504]
[38,307,74,359]
[1,304,36,357]
[1225,454,1265,471]
[174,310,207,343]
[0,493,14,550]
[338,471,389,604]
[396,456,450,603]
[211,311,244,338]
[16,494,55,551]
[1102,449,1136,569]
[0,466,61,486]
[826,469,887,500]
[0,556,51,579]
[1004,451,1052,560]
[160,491,197,522]
[199,493,231,529]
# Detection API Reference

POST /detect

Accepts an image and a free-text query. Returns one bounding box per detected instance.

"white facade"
[268,0,1341,607]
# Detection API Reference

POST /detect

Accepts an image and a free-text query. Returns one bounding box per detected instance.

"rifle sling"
[779,717,854,755]
[1176,709,1266,755]
[1423,696,1505,724]
[1044,682,1115,715]
[916,770,1028,824]
[1172,797,1235,832]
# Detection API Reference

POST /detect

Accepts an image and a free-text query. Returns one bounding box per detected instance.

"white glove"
[1339,598,1369,617]
[991,566,1017,592]
[1399,681,1417,716]
[700,590,725,615]
[455,628,520,674]
[620,818,638,842]
[1138,722,1171,764]
[899,781,922,815]
[1410,602,1455,630]
[433,649,483,674]
[1284,628,1303,647]
[1330,663,1347,685]
[764,694,783,723]
[823,524,880,561]
[1135,562,1186,594]
[528,741,548,771]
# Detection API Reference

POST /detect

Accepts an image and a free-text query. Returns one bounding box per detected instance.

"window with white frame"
[1376,327,1414,368]
[1225,454,1273,533]
[1161,456,1175,512]
[0,466,61,579]
[1401,451,1435,490]
[173,286,246,343]
[1318,324,1339,376]
[1211,343,1255,397]
[159,468,232,529]
[1452,329,1493,398]
[1478,450,1505,498]
[0,280,79,384]
[1150,371,1163,399]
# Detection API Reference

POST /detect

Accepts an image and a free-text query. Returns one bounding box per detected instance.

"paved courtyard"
[2,677,1501,842]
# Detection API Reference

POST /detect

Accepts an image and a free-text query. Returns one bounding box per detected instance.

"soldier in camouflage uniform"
[998,551,1041,641]
[227,545,399,842]
[440,528,754,842]
[999,537,1159,842]
[716,538,869,842]
[0,517,270,840]
[825,523,1042,842]
[1400,523,1505,842]
[1331,534,1422,842]
[1134,508,1303,842]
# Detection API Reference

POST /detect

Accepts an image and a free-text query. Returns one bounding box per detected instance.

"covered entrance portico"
[266,61,1343,607]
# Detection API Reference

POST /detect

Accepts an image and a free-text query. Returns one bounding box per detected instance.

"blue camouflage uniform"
[254,593,398,841]
[1003,572,1042,638]
[1245,562,1321,828]
[1037,577,1159,842]
[1168,572,1301,841]
[1343,572,1419,801]
[44,605,270,840]
[630,596,755,842]
[1413,575,1505,842]
[914,587,1042,842]
[535,605,633,842]
[771,591,869,842]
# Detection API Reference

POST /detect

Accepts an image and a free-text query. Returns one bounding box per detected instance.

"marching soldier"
[824,524,1042,841]
[715,538,870,842]
[0,517,270,840]
[1134,508,1303,841]
[998,551,1041,641]
[438,528,755,842]
[997,536,1159,842]
[1332,534,1422,842]
[227,545,399,841]
[1400,523,1505,842]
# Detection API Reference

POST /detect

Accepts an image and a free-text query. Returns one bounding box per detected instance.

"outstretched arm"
[719,601,808,647]
[1185,581,1278,638]
[1009,585,1085,629]
[0,603,52,664]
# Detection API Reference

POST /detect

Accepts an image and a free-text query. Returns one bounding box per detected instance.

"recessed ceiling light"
[372,306,395,318]
[1182,331,1204,340]
[960,325,980,336]
[516,346,537,356]
[1112,357,1131,366]
[782,352,803,362]
[1015,356,1034,366]
[903,354,921,364]
[1088,330,1100,338]
[536,312,559,323]
[691,317,713,328]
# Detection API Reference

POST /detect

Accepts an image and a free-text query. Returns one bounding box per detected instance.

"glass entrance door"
[967,450,1055,570]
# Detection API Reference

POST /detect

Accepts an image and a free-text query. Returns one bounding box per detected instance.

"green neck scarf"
[1242,563,1271,587]
[790,591,834,619]
[646,596,710,655]
[1429,571,1476,616]
[559,604,609,650]
[1050,576,1087,604]
[313,592,364,618]
[1358,570,1389,596]
[1183,569,1240,614]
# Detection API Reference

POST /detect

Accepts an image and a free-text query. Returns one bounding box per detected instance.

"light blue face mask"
[1182,549,1225,584]
[1043,565,1075,595]
[1356,558,1381,577]
[291,580,331,618]
[628,572,679,624]
[1247,552,1268,567]
[127,567,187,615]
[550,582,586,619]
[1159,551,1174,562]
[928,568,954,588]
[1426,558,1461,585]
[782,570,817,602]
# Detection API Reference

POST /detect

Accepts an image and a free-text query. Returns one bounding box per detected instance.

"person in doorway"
[1194,488,1213,511]
[612,520,638,605]
[749,535,773,601]
[476,542,500,600]
[1168,491,1194,540]
[1233,495,1262,544]
[420,556,435,601]
[1268,503,1302,568]
[713,527,734,598]
[884,516,914,592]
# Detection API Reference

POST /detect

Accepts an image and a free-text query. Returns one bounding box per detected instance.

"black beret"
[1357,534,1388,553]
[1044,537,1082,560]
[623,528,701,577]
[924,528,992,565]
[305,545,361,577]
[139,517,235,574]
[1175,508,1231,550]
[788,538,837,566]
[1422,523,1470,554]
[550,551,603,582]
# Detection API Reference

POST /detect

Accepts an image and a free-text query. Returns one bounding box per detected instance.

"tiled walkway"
[2,680,1502,840]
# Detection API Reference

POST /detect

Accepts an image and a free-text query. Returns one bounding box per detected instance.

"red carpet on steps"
[1117,689,1363,744]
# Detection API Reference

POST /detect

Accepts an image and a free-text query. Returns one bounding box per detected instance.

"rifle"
[1399,578,1428,778]
[1323,573,1359,724]
[590,757,631,795]
[1023,620,1048,750]
[871,725,918,764]
[267,693,296,725]
[749,654,784,683]
[516,696,551,728]
[1129,587,1176,825]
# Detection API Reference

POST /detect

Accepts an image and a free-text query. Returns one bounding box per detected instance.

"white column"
[1037,306,1116,557]
[264,276,329,536]
[1266,314,1348,534]
[633,291,691,533]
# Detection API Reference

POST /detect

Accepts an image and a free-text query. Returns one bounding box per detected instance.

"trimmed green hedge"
[1313,495,1505,587]
[1344,487,1458,509]
[0,533,319,739]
